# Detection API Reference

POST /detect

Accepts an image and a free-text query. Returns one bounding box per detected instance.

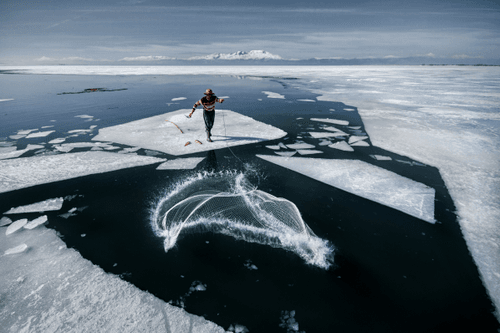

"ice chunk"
[371,155,392,161]
[328,141,354,152]
[309,132,344,139]
[350,140,370,147]
[25,130,55,138]
[311,118,349,126]
[0,216,13,227]
[297,99,316,102]
[286,143,315,150]
[75,115,94,119]
[262,91,285,99]
[156,158,205,170]
[265,145,281,150]
[297,149,323,155]
[0,151,166,194]
[92,109,286,156]
[348,136,369,144]
[275,151,297,157]
[4,198,64,214]
[6,219,28,235]
[257,156,435,223]
[172,97,187,101]
[323,127,349,136]
[24,215,48,229]
[4,244,28,255]
[0,98,14,102]
[49,138,66,144]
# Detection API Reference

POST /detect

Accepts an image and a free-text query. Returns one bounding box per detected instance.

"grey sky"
[1,0,499,64]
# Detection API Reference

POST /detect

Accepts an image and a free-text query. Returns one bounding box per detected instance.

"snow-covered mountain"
[188,50,283,61]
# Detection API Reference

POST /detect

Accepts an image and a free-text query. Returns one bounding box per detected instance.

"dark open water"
[0,72,498,332]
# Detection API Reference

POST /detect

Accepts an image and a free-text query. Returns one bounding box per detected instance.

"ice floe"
[311,118,349,126]
[0,224,225,332]
[348,136,369,144]
[285,142,315,150]
[328,141,354,152]
[25,130,55,138]
[371,155,392,161]
[257,156,435,223]
[262,91,285,99]
[0,216,12,227]
[4,198,64,214]
[92,109,286,156]
[172,97,187,101]
[0,151,166,194]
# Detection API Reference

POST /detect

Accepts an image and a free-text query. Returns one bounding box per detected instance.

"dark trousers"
[203,110,215,134]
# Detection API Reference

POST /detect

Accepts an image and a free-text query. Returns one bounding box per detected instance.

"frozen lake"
[1,66,499,332]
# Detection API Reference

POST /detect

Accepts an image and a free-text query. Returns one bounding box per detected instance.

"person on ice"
[188,89,224,142]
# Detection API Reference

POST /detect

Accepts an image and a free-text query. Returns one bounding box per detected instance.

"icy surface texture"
[93,109,287,156]
[0,224,225,332]
[257,156,435,223]
[0,151,166,194]
[152,171,334,269]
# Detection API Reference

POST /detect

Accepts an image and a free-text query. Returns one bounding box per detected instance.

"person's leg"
[203,110,215,141]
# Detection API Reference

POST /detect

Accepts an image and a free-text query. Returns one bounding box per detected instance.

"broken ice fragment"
[328,141,354,152]
[26,130,55,138]
[0,216,13,226]
[24,215,48,229]
[4,244,28,255]
[6,219,28,235]
[348,136,369,144]
[311,118,349,126]
[286,143,315,150]
[4,198,64,214]
[371,155,392,161]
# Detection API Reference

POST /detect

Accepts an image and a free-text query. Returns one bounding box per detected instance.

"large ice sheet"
[0,151,166,194]
[0,225,225,332]
[92,109,287,156]
[257,155,435,223]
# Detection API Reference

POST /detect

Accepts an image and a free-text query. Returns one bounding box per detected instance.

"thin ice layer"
[92,109,286,156]
[0,226,225,332]
[0,151,166,194]
[257,156,435,223]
